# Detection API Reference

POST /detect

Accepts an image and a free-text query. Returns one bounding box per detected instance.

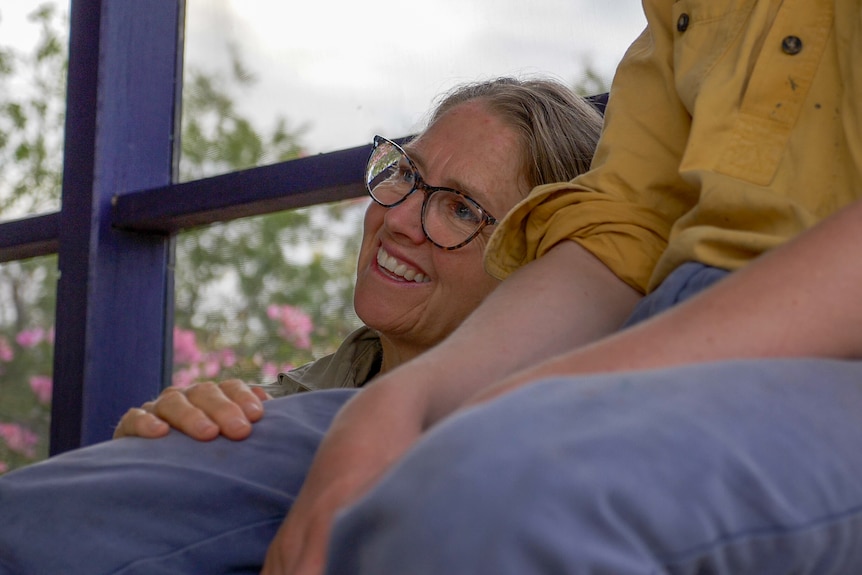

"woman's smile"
[375,246,431,283]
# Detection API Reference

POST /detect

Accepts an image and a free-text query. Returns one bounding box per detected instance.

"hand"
[113,379,270,441]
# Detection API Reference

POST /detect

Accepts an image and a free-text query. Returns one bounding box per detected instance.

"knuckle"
[185,381,218,400]
[220,378,249,395]
[158,386,184,400]
[114,408,145,438]
[219,378,242,389]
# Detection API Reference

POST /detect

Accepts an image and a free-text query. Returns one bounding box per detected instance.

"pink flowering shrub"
[267,304,313,350]
[0,337,13,363]
[0,423,39,458]
[29,375,52,404]
[0,303,333,474]
[1,323,53,474]
[15,327,47,349]
[171,302,325,389]
[0,325,54,474]
[261,361,295,381]
[173,327,202,364]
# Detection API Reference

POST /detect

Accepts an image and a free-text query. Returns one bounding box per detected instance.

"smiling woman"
[353,103,530,369]
[0,76,608,574]
[116,77,604,434]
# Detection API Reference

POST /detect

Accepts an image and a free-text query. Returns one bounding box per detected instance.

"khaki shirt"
[273,326,383,396]
[486,0,862,293]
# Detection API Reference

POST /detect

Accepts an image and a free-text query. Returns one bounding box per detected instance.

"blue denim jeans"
[2,263,861,574]
[325,264,862,574]
[0,387,359,574]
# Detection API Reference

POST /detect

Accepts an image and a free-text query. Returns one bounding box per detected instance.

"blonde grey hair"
[425,77,603,189]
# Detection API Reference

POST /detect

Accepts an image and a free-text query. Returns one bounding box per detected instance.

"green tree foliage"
[0,3,66,472]
[0,3,65,217]
[572,58,611,97]
[173,53,365,385]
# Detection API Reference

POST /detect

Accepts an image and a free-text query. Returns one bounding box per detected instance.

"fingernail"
[149,419,168,432]
[246,402,263,415]
[225,418,249,435]
[194,420,218,435]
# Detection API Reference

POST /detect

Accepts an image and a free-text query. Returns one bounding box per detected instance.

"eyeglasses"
[365,135,498,250]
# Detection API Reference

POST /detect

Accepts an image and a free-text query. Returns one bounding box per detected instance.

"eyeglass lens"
[366,139,489,249]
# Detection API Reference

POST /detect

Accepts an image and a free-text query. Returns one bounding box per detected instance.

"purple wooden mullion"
[51,0,184,453]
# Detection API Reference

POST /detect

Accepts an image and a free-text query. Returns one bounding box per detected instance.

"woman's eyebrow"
[404,145,490,205]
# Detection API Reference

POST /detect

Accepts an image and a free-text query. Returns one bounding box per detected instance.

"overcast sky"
[3,1,647,156]
[185,0,647,155]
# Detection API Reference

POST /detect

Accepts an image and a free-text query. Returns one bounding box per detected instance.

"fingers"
[113,407,171,439]
[112,379,269,442]
[249,385,273,403]
[149,386,222,440]
[217,379,266,423]
[151,384,247,441]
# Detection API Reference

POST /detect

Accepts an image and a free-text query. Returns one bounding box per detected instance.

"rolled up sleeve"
[484,0,698,294]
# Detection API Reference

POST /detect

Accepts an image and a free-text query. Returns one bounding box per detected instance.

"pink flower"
[261,362,279,379]
[15,328,45,349]
[268,304,313,350]
[29,375,52,404]
[171,365,200,389]
[218,348,237,368]
[0,423,39,458]
[173,327,202,364]
[0,461,8,474]
[0,338,13,362]
[266,305,281,321]
[261,361,295,380]
[202,357,221,378]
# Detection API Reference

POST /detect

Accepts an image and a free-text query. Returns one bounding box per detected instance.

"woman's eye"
[449,198,481,223]
[396,163,416,185]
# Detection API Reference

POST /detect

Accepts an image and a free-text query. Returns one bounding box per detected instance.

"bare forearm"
[375,240,641,426]
[476,198,862,401]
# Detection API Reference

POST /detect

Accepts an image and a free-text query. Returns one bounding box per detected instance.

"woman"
[112,76,606,442]
[0,77,616,575]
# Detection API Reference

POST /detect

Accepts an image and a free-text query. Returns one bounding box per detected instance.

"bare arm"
[471,197,862,404]
[262,239,641,574]
[407,239,642,422]
[268,198,862,574]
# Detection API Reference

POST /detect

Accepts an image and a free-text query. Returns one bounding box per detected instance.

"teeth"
[377,247,430,283]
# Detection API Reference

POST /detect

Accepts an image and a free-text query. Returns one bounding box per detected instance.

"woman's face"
[354,101,529,357]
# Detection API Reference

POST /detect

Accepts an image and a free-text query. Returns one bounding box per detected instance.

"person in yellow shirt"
[262,0,862,572]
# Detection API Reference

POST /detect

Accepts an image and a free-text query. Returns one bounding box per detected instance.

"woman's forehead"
[404,118,527,208]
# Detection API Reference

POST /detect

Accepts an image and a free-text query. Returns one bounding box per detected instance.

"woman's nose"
[384,189,427,244]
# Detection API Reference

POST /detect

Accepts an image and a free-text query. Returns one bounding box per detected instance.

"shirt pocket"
[671,0,756,111]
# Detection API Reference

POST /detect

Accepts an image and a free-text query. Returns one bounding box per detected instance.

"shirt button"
[782,35,803,55]
[677,13,690,32]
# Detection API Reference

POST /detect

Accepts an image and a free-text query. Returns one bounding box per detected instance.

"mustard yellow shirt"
[486,0,862,293]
